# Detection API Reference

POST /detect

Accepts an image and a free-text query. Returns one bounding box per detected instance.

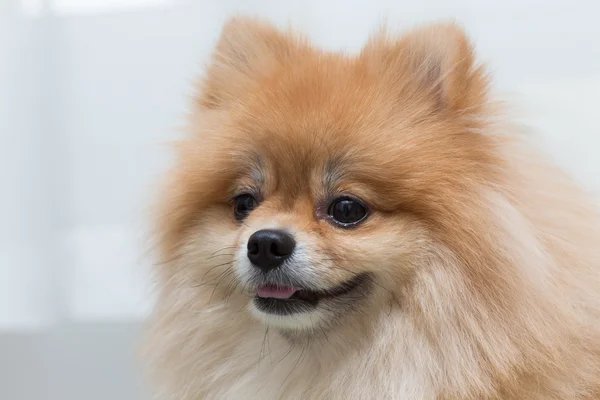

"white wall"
[1,0,599,399]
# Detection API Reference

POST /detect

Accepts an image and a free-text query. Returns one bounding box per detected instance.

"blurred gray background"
[1,0,599,399]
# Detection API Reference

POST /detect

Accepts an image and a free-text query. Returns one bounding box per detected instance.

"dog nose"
[247,229,295,272]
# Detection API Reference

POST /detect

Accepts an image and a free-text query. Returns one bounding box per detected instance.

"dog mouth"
[253,273,370,315]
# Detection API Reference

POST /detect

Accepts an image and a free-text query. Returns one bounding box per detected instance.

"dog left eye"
[328,197,368,227]
[233,194,258,221]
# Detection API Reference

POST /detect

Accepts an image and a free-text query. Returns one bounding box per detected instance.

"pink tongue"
[257,285,297,299]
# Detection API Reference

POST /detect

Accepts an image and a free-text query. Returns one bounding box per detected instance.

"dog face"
[155,18,497,334]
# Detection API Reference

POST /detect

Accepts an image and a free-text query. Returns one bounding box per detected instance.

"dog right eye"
[327,196,369,227]
[233,194,258,221]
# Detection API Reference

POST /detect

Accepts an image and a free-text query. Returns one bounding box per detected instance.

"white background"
[1,0,599,399]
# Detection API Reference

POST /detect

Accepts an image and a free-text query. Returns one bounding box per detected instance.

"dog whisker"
[208,269,235,305]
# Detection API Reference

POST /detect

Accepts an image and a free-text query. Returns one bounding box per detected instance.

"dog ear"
[198,17,294,109]
[362,22,489,115]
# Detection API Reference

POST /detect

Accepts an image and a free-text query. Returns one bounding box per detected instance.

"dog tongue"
[257,285,297,299]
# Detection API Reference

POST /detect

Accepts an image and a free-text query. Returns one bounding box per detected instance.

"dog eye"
[328,197,368,227]
[233,194,258,221]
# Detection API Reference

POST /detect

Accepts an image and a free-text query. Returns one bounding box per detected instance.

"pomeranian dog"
[144,17,600,399]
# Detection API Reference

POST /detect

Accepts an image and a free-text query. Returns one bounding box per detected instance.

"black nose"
[247,229,295,272]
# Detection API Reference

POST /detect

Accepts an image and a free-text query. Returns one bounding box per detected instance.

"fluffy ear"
[363,23,489,114]
[199,17,294,109]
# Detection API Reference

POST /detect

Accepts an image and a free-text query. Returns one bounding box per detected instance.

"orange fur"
[143,17,600,399]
